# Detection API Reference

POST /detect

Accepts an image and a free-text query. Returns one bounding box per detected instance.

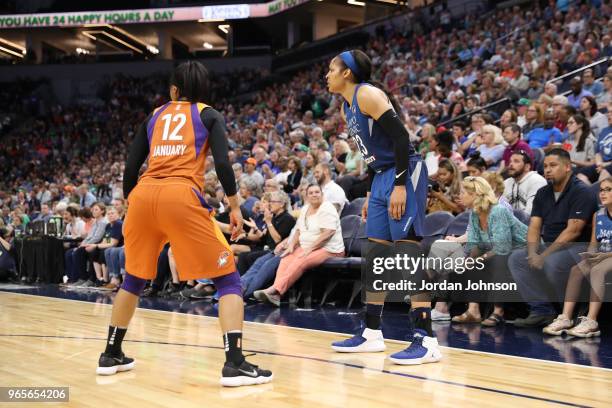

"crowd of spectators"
[0,1,610,336]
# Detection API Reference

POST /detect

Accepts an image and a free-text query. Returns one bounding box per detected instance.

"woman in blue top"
[451,176,528,326]
[326,49,438,365]
[543,177,612,338]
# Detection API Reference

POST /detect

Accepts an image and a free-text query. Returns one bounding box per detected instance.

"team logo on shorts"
[217,251,231,268]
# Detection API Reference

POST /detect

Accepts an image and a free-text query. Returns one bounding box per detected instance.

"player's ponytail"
[170,61,210,103]
[338,49,402,119]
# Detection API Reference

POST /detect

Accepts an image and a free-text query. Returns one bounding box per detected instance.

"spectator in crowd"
[476,125,505,170]
[566,114,597,169]
[580,95,607,137]
[10,212,25,236]
[238,191,296,296]
[314,163,348,213]
[526,76,544,101]
[27,190,40,214]
[253,184,344,306]
[500,123,534,170]
[499,109,518,129]
[303,152,318,184]
[515,98,530,128]
[525,110,564,149]
[237,191,295,271]
[33,203,53,223]
[79,207,94,235]
[111,198,125,214]
[567,77,593,109]
[503,151,548,215]
[64,202,108,286]
[543,176,612,338]
[77,184,97,208]
[466,153,488,177]
[239,178,259,215]
[582,68,604,97]
[428,159,463,214]
[544,83,557,99]
[335,138,366,200]
[459,114,485,158]
[522,102,544,136]
[508,149,597,328]
[419,123,437,157]
[282,156,303,196]
[482,172,513,210]
[552,96,570,131]
[86,206,124,288]
[244,157,265,189]
[263,179,280,193]
[62,206,86,239]
[451,176,528,325]
[577,108,612,184]
[430,130,467,175]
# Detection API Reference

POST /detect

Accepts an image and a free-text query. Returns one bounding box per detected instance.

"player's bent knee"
[121,272,147,296]
[213,271,242,298]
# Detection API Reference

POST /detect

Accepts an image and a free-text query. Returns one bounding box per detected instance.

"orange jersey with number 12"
[141,101,210,191]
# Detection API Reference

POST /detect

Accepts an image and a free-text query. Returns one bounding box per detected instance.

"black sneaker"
[96,352,135,376]
[220,359,273,387]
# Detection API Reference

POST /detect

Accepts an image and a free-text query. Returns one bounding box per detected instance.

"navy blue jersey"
[595,207,612,252]
[344,83,414,172]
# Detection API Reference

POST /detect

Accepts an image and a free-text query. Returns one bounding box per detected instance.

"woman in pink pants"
[253,183,345,306]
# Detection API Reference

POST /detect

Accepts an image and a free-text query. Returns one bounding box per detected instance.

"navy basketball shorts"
[366,155,428,241]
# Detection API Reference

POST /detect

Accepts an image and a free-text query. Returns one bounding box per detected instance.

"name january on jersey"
[152,144,188,157]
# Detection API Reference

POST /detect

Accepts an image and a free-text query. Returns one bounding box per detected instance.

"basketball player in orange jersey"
[96,61,272,387]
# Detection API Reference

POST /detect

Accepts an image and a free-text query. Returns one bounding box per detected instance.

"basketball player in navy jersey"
[327,50,442,364]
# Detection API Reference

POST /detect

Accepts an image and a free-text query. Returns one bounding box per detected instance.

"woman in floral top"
[452,176,528,326]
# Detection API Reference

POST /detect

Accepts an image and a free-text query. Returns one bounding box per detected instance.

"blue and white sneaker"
[388,330,442,365]
[331,328,386,353]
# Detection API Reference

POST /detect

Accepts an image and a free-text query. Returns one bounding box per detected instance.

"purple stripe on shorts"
[192,187,212,212]
[147,102,171,145]
[191,104,209,158]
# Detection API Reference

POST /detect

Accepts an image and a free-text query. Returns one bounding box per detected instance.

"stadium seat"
[316,217,365,307]
[513,208,531,226]
[423,211,455,237]
[421,211,455,253]
[446,211,470,236]
[340,197,366,218]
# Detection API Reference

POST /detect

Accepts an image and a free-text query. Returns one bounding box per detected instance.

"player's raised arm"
[200,107,242,240]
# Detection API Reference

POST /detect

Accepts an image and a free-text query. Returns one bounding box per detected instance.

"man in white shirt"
[503,151,547,215]
[244,157,264,190]
[314,163,348,214]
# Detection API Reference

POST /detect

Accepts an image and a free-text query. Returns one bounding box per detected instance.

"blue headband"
[339,51,361,79]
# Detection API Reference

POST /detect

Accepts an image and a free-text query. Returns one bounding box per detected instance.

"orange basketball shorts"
[123,178,236,281]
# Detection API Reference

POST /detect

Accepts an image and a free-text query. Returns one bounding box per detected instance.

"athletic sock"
[224,331,244,366]
[411,307,433,337]
[365,303,383,330]
[105,326,127,356]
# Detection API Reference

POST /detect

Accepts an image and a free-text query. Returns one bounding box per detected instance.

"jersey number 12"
[160,113,186,141]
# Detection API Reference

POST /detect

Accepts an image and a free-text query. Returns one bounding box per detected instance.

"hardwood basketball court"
[0,292,610,407]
